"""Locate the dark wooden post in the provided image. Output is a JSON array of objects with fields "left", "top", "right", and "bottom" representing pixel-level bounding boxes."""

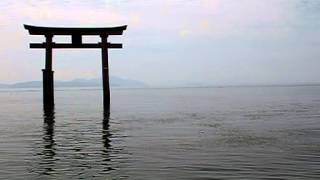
[
  {"left": 43, "top": 34, "right": 54, "bottom": 110},
  {"left": 100, "top": 34, "right": 110, "bottom": 111}
]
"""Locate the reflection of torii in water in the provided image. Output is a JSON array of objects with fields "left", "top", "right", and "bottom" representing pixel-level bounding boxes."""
[
  {"left": 37, "top": 109, "right": 114, "bottom": 176},
  {"left": 24, "top": 24, "right": 127, "bottom": 112}
]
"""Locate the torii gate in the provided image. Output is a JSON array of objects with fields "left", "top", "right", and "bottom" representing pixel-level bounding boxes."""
[{"left": 24, "top": 24, "right": 127, "bottom": 111}]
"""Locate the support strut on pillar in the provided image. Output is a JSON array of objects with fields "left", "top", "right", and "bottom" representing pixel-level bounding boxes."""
[
  {"left": 43, "top": 34, "right": 54, "bottom": 110},
  {"left": 100, "top": 34, "right": 110, "bottom": 111}
]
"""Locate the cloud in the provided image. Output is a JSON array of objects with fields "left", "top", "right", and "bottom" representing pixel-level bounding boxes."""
[{"left": 3, "top": 1, "right": 126, "bottom": 26}]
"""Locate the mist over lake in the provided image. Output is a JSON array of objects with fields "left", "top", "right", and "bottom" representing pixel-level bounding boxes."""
[{"left": 0, "top": 76, "right": 146, "bottom": 88}]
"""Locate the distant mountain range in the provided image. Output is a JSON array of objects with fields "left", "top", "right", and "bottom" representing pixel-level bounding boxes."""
[{"left": 0, "top": 76, "right": 146, "bottom": 88}]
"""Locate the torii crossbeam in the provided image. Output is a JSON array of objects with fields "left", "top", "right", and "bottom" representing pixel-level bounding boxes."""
[{"left": 24, "top": 24, "right": 127, "bottom": 111}]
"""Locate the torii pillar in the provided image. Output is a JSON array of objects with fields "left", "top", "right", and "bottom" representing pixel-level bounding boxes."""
[
  {"left": 24, "top": 24, "right": 127, "bottom": 111},
  {"left": 43, "top": 34, "right": 54, "bottom": 110}
]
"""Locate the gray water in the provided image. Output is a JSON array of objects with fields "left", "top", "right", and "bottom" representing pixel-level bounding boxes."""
[{"left": 0, "top": 86, "right": 320, "bottom": 179}]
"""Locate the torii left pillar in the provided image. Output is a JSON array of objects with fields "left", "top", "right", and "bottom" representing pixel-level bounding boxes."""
[{"left": 43, "top": 34, "right": 54, "bottom": 110}]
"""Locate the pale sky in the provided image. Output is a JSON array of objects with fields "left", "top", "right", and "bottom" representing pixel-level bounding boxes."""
[{"left": 0, "top": 0, "right": 320, "bottom": 86}]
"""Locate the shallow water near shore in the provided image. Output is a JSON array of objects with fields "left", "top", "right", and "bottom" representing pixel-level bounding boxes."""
[{"left": 0, "top": 86, "right": 320, "bottom": 179}]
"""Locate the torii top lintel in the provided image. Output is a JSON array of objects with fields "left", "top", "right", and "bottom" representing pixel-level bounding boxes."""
[
  {"left": 24, "top": 24, "right": 127, "bottom": 36},
  {"left": 24, "top": 24, "right": 127, "bottom": 49}
]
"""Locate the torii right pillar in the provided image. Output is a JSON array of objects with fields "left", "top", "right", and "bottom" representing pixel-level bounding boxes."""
[{"left": 100, "top": 34, "right": 110, "bottom": 111}]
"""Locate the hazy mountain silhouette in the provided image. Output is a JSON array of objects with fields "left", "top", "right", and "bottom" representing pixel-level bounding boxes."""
[{"left": 0, "top": 76, "right": 146, "bottom": 88}]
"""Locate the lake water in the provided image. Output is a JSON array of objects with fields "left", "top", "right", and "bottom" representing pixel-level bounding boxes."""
[{"left": 0, "top": 86, "right": 320, "bottom": 179}]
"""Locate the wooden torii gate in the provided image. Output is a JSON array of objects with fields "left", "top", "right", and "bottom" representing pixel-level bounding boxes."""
[{"left": 24, "top": 24, "right": 127, "bottom": 111}]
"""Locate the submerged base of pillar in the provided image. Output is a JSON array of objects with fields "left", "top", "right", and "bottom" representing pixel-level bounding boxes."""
[
  {"left": 42, "top": 69, "right": 54, "bottom": 110},
  {"left": 102, "top": 71, "right": 110, "bottom": 112}
]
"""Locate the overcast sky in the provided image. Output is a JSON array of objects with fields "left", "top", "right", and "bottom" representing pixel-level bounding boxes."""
[{"left": 0, "top": 0, "right": 320, "bottom": 86}]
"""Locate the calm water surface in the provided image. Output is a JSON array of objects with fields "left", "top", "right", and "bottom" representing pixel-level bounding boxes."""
[{"left": 0, "top": 86, "right": 320, "bottom": 179}]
